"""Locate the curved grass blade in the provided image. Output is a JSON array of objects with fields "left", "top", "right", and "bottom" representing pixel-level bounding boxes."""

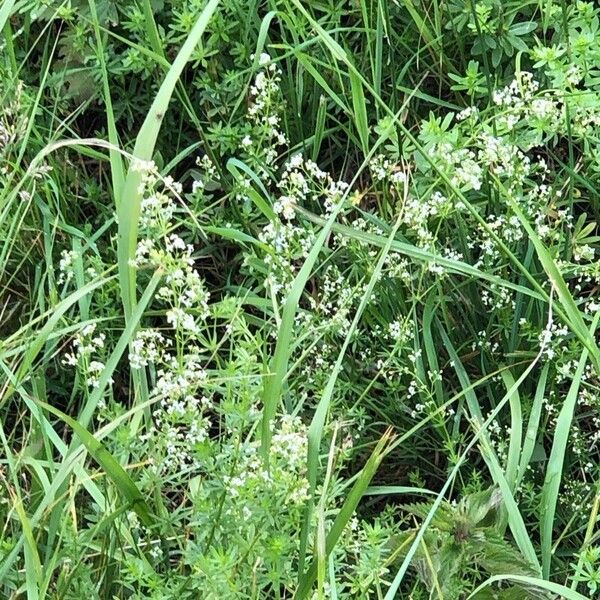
[
  {"left": 298, "top": 208, "right": 545, "bottom": 302},
  {"left": 0, "top": 0, "right": 16, "bottom": 32},
  {"left": 259, "top": 199, "right": 347, "bottom": 459},
  {"left": 467, "top": 574, "right": 589, "bottom": 600},
  {"left": 500, "top": 370, "right": 522, "bottom": 493},
  {"left": 516, "top": 363, "right": 549, "bottom": 487},
  {"left": 540, "top": 313, "right": 600, "bottom": 578},
  {"left": 226, "top": 158, "right": 275, "bottom": 221},
  {"left": 364, "top": 486, "right": 436, "bottom": 497},
  {"left": 297, "top": 204, "right": 405, "bottom": 573},
  {"left": 1, "top": 277, "right": 111, "bottom": 407},
  {"left": 494, "top": 175, "right": 600, "bottom": 373},
  {"left": 35, "top": 401, "right": 153, "bottom": 527},
  {"left": 349, "top": 69, "right": 369, "bottom": 155},
  {"left": 117, "top": 0, "right": 220, "bottom": 320},
  {"left": 294, "top": 430, "right": 392, "bottom": 599},
  {"left": 383, "top": 350, "right": 546, "bottom": 598},
  {"left": 0, "top": 423, "right": 43, "bottom": 597},
  {"left": 88, "top": 0, "right": 125, "bottom": 198},
  {"left": 438, "top": 324, "right": 539, "bottom": 571},
  {"left": 75, "top": 269, "right": 162, "bottom": 430}
]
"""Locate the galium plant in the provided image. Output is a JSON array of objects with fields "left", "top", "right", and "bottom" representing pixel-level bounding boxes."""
[{"left": 2, "top": 1, "right": 600, "bottom": 599}]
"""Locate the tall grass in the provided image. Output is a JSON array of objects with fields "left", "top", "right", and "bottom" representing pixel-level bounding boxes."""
[{"left": 1, "top": 0, "right": 600, "bottom": 598}]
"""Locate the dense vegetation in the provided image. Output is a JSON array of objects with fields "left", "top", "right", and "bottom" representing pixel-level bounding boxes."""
[{"left": 1, "top": 0, "right": 600, "bottom": 598}]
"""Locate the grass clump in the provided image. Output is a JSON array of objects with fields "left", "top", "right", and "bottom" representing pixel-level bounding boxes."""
[{"left": 1, "top": 1, "right": 600, "bottom": 598}]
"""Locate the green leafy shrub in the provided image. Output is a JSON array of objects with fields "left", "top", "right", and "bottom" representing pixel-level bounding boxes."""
[{"left": 2, "top": 1, "right": 600, "bottom": 599}]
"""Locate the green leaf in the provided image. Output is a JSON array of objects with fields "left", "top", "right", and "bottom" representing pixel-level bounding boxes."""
[
  {"left": 508, "top": 21, "right": 537, "bottom": 36},
  {"left": 463, "top": 487, "right": 502, "bottom": 527},
  {"left": 468, "top": 574, "right": 589, "bottom": 600},
  {"left": 507, "top": 34, "right": 529, "bottom": 52},
  {"left": 476, "top": 533, "right": 539, "bottom": 577},
  {"left": 540, "top": 313, "right": 600, "bottom": 577},
  {"left": 2, "top": 277, "right": 111, "bottom": 407},
  {"left": 501, "top": 371, "right": 522, "bottom": 493},
  {"left": 294, "top": 430, "right": 392, "bottom": 598},
  {"left": 401, "top": 501, "right": 455, "bottom": 531},
  {"left": 117, "top": 0, "right": 220, "bottom": 321},
  {"left": 496, "top": 175, "right": 600, "bottom": 373},
  {"left": 36, "top": 401, "right": 153, "bottom": 527},
  {"left": 349, "top": 69, "right": 370, "bottom": 156},
  {"left": 0, "top": 0, "right": 16, "bottom": 31},
  {"left": 517, "top": 364, "right": 549, "bottom": 487}
]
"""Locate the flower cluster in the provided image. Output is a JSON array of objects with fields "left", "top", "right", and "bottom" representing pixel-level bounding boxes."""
[
  {"left": 62, "top": 323, "right": 110, "bottom": 390},
  {"left": 240, "top": 53, "right": 287, "bottom": 174},
  {"left": 131, "top": 158, "right": 212, "bottom": 335},
  {"left": 223, "top": 415, "right": 310, "bottom": 512},
  {"left": 57, "top": 249, "right": 78, "bottom": 285}
]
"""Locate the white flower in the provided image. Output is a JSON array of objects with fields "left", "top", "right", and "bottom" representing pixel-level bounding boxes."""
[
  {"left": 456, "top": 106, "right": 478, "bottom": 121},
  {"left": 166, "top": 308, "right": 198, "bottom": 333},
  {"left": 58, "top": 249, "right": 78, "bottom": 284},
  {"left": 129, "top": 329, "right": 166, "bottom": 369},
  {"left": 274, "top": 195, "right": 296, "bottom": 220},
  {"left": 258, "top": 52, "right": 271, "bottom": 66}
]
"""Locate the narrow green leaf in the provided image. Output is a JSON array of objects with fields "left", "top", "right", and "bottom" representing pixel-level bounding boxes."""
[
  {"left": 364, "top": 486, "right": 436, "bottom": 497},
  {"left": 501, "top": 370, "right": 522, "bottom": 492},
  {"left": 36, "top": 401, "right": 153, "bottom": 527},
  {"left": 298, "top": 209, "right": 545, "bottom": 302},
  {"left": 540, "top": 313, "right": 599, "bottom": 577},
  {"left": 89, "top": 0, "right": 125, "bottom": 198},
  {"left": 517, "top": 364, "right": 549, "bottom": 487},
  {"left": 226, "top": 158, "right": 275, "bottom": 221},
  {"left": 76, "top": 270, "right": 162, "bottom": 430},
  {"left": 117, "top": 0, "right": 220, "bottom": 320},
  {"left": 2, "top": 277, "right": 111, "bottom": 407},
  {"left": 295, "top": 431, "right": 392, "bottom": 599},
  {"left": 349, "top": 69, "right": 369, "bottom": 155},
  {"left": 496, "top": 176, "right": 600, "bottom": 373},
  {"left": 439, "top": 325, "right": 539, "bottom": 571},
  {"left": 468, "top": 574, "right": 589, "bottom": 600},
  {"left": 508, "top": 21, "right": 537, "bottom": 36},
  {"left": 0, "top": 0, "right": 16, "bottom": 33},
  {"left": 294, "top": 52, "right": 349, "bottom": 114},
  {"left": 298, "top": 198, "right": 406, "bottom": 573}
]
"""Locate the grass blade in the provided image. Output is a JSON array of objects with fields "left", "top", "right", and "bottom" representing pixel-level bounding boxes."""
[
  {"left": 468, "top": 574, "right": 590, "bottom": 600},
  {"left": 298, "top": 205, "right": 405, "bottom": 572},
  {"left": 1, "top": 277, "right": 111, "bottom": 407},
  {"left": 35, "top": 401, "right": 153, "bottom": 527},
  {"left": 75, "top": 270, "right": 162, "bottom": 430},
  {"left": 501, "top": 370, "right": 522, "bottom": 492},
  {"left": 349, "top": 69, "right": 369, "bottom": 156},
  {"left": 516, "top": 363, "right": 549, "bottom": 487},
  {"left": 0, "top": 0, "right": 16, "bottom": 33},
  {"left": 540, "top": 313, "right": 600, "bottom": 577},
  {"left": 438, "top": 324, "right": 540, "bottom": 571},
  {"left": 384, "top": 351, "right": 544, "bottom": 599},
  {"left": 496, "top": 175, "right": 600, "bottom": 373},
  {"left": 294, "top": 430, "right": 393, "bottom": 599},
  {"left": 117, "top": 0, "right": 220, "bottom": 320},
  {"left": 89, "top": 0, "right": 125, "bottom": 198}
]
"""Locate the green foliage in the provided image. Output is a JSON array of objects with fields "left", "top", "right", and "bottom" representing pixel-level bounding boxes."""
[
  {"left": 1, "top": 0, "right": 600, "bottom": 599},
  {"left": 571, "top": 546, "right": 600, "bottom": 595},
  {"left": 394, "top": 487, "right": 547, "bottom": 597}
]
